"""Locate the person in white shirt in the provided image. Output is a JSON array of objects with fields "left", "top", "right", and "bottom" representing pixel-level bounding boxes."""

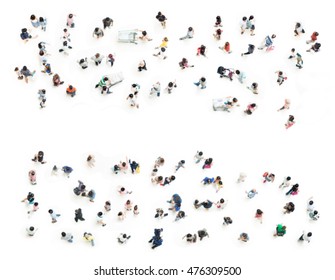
[
  {"left": 298, "top": 231, "right": 312, "bottom": 243},
  {"left": 61, "top": 232, "right": 73, "bottom": 243},
  {"left": 26, "top": 226, "right": 38, "bottom": 236},
  {"left": 279, "top": 176, "right": 291, "bottom": 188}
]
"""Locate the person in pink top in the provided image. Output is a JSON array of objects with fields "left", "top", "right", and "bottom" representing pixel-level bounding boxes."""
[
  {"left": 28, "top": 170, "right": 37, "bottom": 185},
  {"left": 66, "top": 13, "right": 76, "bottom": 28}
]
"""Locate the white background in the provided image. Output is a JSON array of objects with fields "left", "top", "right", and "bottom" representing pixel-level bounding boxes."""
[{"left": 2, "top": 0, "right": 334, "bottom": 279}]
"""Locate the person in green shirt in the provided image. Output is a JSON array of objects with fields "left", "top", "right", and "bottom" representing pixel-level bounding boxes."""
[{"left": 274, "top": 224, "right": 286, "bottom": 237}]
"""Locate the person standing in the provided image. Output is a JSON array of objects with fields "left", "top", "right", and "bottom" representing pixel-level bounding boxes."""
[
  {"left": 20, "top": 66, "right": 36, "bottom": 83},
  {"left": 74, "top": 208, "right": 85, "bottom": 222},
  {"left": 156, "top": 12, "right": 167, "bottom": 28},
  {"left": 102, "top": 17, "right": 113, "bottom": 29},
  {"left": 274, "top": 224, "right": 286, "bottom": 236},
  {"left": 298, "top": 231, "right": 312, "bottom": 243},
  {"left": 179, "top": 27, "right": 194, "bottom": 40},
  {"left": 66, "top": 85, "right": 76, "bottom": 97},
  {"left": 26, "top": 226, "right": 38, "bottom": 236},
  {"left": 92, "top": 27, "right": 104, "bottom": 39},
  {"left": 61, "top": 232, "right": 74, "bottom": 243},
  {"left": 97, "top": 212, "right": 106, "bottom": 227},
  {"left": 285, "top": 115, "right": 295, "bottom": 129},
  {"left": 49, "top": 209, "right": 61, "bottom": 223},
  {"left": 194, "top": 77, "right": 207, "bottom": 89},
  {"left": 241, "top": 44, "right": 255, "bottom": 56},
  {"left": 255, "top": 209, "right": 263, "bottom": 223}
]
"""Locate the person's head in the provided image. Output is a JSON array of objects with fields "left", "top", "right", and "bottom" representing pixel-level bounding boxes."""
[
  {"left": 157, "top": 12, "right": 162, "bottom": 16},
  {"left": 313, "top": 210, "right": 318, "bottom": 215},
  {"left": 307, "top": 232, "right": 312, "bottom": 237},
  {"left": 30, "top": 15, "right": 36, "bottom": 20},
  {"left": 102, "top": 86, "right": 107, "bottom": 91},
  {"left": 39, "top": 17, "right": 44, "bottom": 22},
  {"left": 158, "top": 176, "right": 163, "bottom": 181},
  {"left": 118, "top": 211, "right": 123, "bottom": 216},
  {"left": 170, "top": 175, "right": 176, "bottom": 181},
  {"left": 30, "top": 170, "right": 35, "bottom": 175},
  {"left": 242, "top": 16, "right": 247, "bottom": 21},
  {"left": 249, "top": 15, "right": 254, "bottom": 20},
  {"left": 79, "top": 58, "right": 84, "bottom": 64},
  {"left": 97, "top": 212, "right": 103, "bottom": 217},
  {"left": 29, "top": 226, "right": 35, "bottom": 231},
  {"left": 63, "top": 28, "right": 68, "bottom": 33},
  {"left": 271, "top": 34, "right": 276, "bottom": 39},
  {"left": 309, "top": 200, "right": 314, "bottom": 205},
  {"left": 252, "top": 82, "right": 258, "bottom": 87},
  {"left": 69, "top": 85, "right": 73, "bottom": 90},
  {"left": 232, "top": 98, "right": 238, "bottom": 103},
  {"left": 291, "top": 48, "right": 295, "bottom": 53},
  {"left": 61, "top": 232, "right": 66, "bottom": 237},
  {"left": 68, "top": 14, "right": 73, "bottom": 18},
  {"left": 48, "top": 209, "right": 53, "bottom": 214},
  {"left": 250, "top": 103, "right": 256, "bottom": 108},
  {"left": 160, "top": 47, "right": 166, "bottom": 52},
  {"left": 235, "top": 70, "right": 240, "bottom": 75},
  {"left": 134, "top": 205, "right": 138, "bottom": 210},
  {"left": 188, "top": 27, "right": 193, "bottom": 31},
  {"left": 96, "top": 53, "right": 100, "bottom": 58},
  {"left": 22, "top": 66, "right": 27, "bottom": 71},
  {"left": 200, "top": 77, "right": 206, "bottom": 82},
  {"left": 314, "top": 31, "right": 319, "bottom": 36},
  {"left": 282, "top": 226, "right": 287, "bottom": 230},
  {"left": 163, "top": 37, "right": 168, "bottom": 42},
  {"left": 126, "top": 200, "right": 131, "bottom": 204},
  {"left": 22, "top": 28, "right": 28, "bottom": 33},
  {"left": 34, "top": 202, "right": 38, "bottom": 207},
  {"left": 216, "top": 16, "right": 221, "bottom": 20},
  {"left": 121, "top": 162, "right": 126, "bottom": 167},
  {"left": 289, "top": 115, "right": 295, "bottom": 121},
  {"left": 129, "top": 93, "right": 134, "bottom": 99},
  {"left": 256, "top": 209, "right": 263, "bottom": 215},
  {"left": 122, "top": 234, "right": 127, "bottom": 238},
  {"left": 63, "top": 41, "right": 68, "bottom": 46},
  {"left": 219, "top": 198, "right": 225, "bottom": 203}
]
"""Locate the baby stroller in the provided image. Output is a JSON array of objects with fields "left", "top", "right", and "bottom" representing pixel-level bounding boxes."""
[
  {"left": 118, "top": 30, "right": 138, "bottom": 44},
  {"left": 212, "top": 98, "right": 232, "bottom": 112}
]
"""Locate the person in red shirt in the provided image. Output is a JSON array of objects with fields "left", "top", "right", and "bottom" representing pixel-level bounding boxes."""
[
  {"left": 306, "top": 31, "right": 319, "bottom": 44},
  {"left": 66, "top": 85, "right": 76, "bottom": 97}
]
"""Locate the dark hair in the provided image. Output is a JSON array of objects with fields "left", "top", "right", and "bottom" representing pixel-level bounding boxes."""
[
  {"left": 105, "top": 201, "right": 111, "bottom": 205},
  {"left": 232, "top": 98, "right": 238, "bottom": 103},
  {"left": 129, "top": 94, "right": 134, "bottom": 98},
  {"left": 48, "top": 209, "right": 53, "bottom": 214},
  {"left": 242, "top": 16, "right": 247, "bottom": 21},
  {"left": 61, "top": 232, "right": 66, "bottom": 237},
  {"left": 30, "top": 226, "right": 35, "bottom": 231},
  {"left": 249, "top": 15, "right": 254, "bottom": 20},
  {"left": 235, "top": 70, "right": 240, "bottom": 74},
  {"left": 188, "top": 27, "right": 193, "bottom": 31},
  {"left": 200, "top": 77, "right": 206, "bottom": 82},
  {"left": 98, "top": 212, "right": 103, "bottom": 217},
  {"left": 256, "top": 209, "right": 263, "bottom": 214},
  {"left": 219, "top": 198, "right": 225, "bottom": 203},
  {"left": 22, "top": 28, "right": 27, "bottom": 33},
  {"left": 68, "top": 14, "right": 73, "bottom": 18},
  {"left": 39, "top": 17, "right": 44, "bottom": 22},
  {"left": 30, "top": 15, "right": 36, "bottom": 20},
  {"left": 198, "top": 151, "right": 203, "bottom": 156},
  {"left": 69, "top": 85, "right": 73, "bottom": 90},
  {"left": 307, "top": 232, "right": 312, "bottom": 237},
  {"left": 291, "top": 48, "right": 295, "bottom": 52},
  {"left": 171, "top": 175, "right": 176, "bottom": 181},
  {"left": 94, "top": 27, "right": 99, "bottom": 32},
  {"left": 118, "top": 212, "right": 123, "bottom": 216}
]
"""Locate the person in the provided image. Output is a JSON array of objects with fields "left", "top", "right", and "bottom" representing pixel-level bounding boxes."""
[
  {"left": 295, "top": 53, "right": 303, "bottom": 69},
  {"left": 194, "top": 199, "right": 213, "bottom": 209},
  {"left": 66, "top": 14, "right": 76, "bottom": 28},
  {"left": 74, "top": 208, "right": 85, "bottom": 222},
  {"left": 92, "top": 27, "right": 104, "bottom": 39},
  {"left": 133, "top": 205, "right": 139, "bottom": 215},
  {"left": 294, "top": 22, "right": 305, "bottom": 36},
  {"left": 138, "top": 30, "right": 152, "bottom": 41},
  {"left": 179, "top": 58, "right": 194, "bottom": 69},
  {"left": 152, "top": 47, "right": 167, "bottom": 60},
  {"left": 277, "top": 99, "right": 290, "bottom": 112},
  {"left": 20, "top": 28, "right": 35, "bottom": 42},
  {"left": 39, "top": 17, "right": 47, "bottom": 31},
  {"left": 278, "top": 176, "right": 291, "bottom": 188},
  {"left": 77, "top": 58, "right": 88, "bottom": 69},
  {"left": 306, "top": 31, "right": 319, "bottom": 44},
  {"left": 27, "top": 202, "right": 39, "bottom": 217},
  {"left": 154, "top": 157, "right": 165, "bottom": 169},
  {"left": 244, "top": 103, "right": 257, "bottom": 115},
  {"left": 213, "top": 28, "right": 222, "bottom": 40},
  {"left": 28, "top": 170, "right": 37, "bottom": 185},
  {"left": 274, "top": 224, "right": 286, "bottom": 236},
  {"left": 275, "top": 71, "right": 287, "bottom": 86},
  {"left": 21, "top": 192, "right": 35, "bottom": 204},
  {"left": 30, "top": 15, "right": 40, "bottom": 28},
  {"left": 118, "top": 186, "right": 132, "bottom": 195},
  {"left": 255, "top": 209, "right": 263, "bottom": 223},
  {"left": 106, "top": 53, "right": 115, "bottom": 67},
  {"left": 307, "top": 42, "right": 321, "bottom": 52},
  {"left": 214, "top": 15, "right": 222, "bottom": 27},
  {"left": 20, "top": 66, "right": 36, "bottom": 83},
  {"left": 41, "top": 62, "right": 53, "bottom": 75},
  {"left": 117, "top": 233, "right": 131, "bottom": 244},
  {"left": 51, "top": 165, "right": 59, "bottom": 175},
  {"left": 66, "top": 85, "right": 76, "bottom": 97},
  {"left": 286, "top": 183, "right": 299, "bottom": 196},
  {"left": 237, "top": 172, "right": 247, "bottom": 183},
  {"left": 87, "top": 190, "right": 96, "bottom": 202},
  {"left": 58, "top": 40, "right": 72, "bottom": 55},
  {"left": 39, "top": 97, "right": 46, "bottom": 109},
  {"left": 263, "top": 172, "right": 275, "bottom": 183},
  {"left": 194, "top": 151, "right": 204, "bottom": 164},
  {"left": 26, "top": 226, "right": 38, "bottom": 236},
  {"left": 241, "top": 44, "right": 255, "bottom": 56},
  {"left": 129, "top": 160, "right": 140, "bottom": 174},
  {"left": 104, "top": 201, "right": 111, "bottom": 212},
  {"left": 62, "top": 166, "right": 73, "bottom": 178},
  {"left": 165, "top": 80, "right": 177, "bottom": 94},
  {"left": 223, "top": 216, "right": 233, "bottom": 226},
  {"left": 194, "top": 77, "right": 207, "bottom": 89},
  {"left": 246, "top": 189, "right": 258, "bottom": 199},
  {"left": 214, "top": 198, "right": 227, "bottom": 209},
  {"left": 201, "top": 177, "right": 214, "bottom": 185},
  {"left": 73, "top": 180, "right": 87, "bottom": 196},
  {"left": 198, "top": 229, "right": 209, "bottom": 241},
  {"left": 161, "top": 175, "right": 176, "bottom": 186},
  {"left": 202, "top": 158, "right": 213, "bottom": 169},
  {"left": 238, "top": 232, "right": 249, "bottom": 242},
  {"left": 32, "top": 151, "right": 46, "bottom": 164},
  {"left": 155, "top": 208, "right": 168, "bottom": 219},
  {"left": 283, "top": 202, "right": 295, "bottom": 214},
  {"left": 247, "top": 82, "right": 259, "bottom": 94},
  {"left": 48, "top": 209, "right": 61, "bottom": 223},
  {"left": 83, "top": 232, "right": 94, "bottom": 246},
  {"left": 217, "top": 66, "right": 234, "bottom": 80},
  {"left": 219, "top": 42, "right": 232, "bottom": 53},
  {"left": 95, "top": 76, "right": 110, "bottom": 92},
  {"left": 138, "top": 60, "right": 147, "bottom": 71},
  {"left": 298, "top": 231, "right": 312, "bottom": 243},
  {"left": 175, "top": 211, "right": 186, "bottom": 222},
  {"left": 183, "top": 233, "right": 197, "bottom": 243},
  {"left": 258, "top": 34, "right": 276, "bottom": 51},
  {"left": 37, "top": 89, "right": 46, "bottom": 100},
  {"left": 91, "top": 53, "right": 104, "bottom": 66},
  {"left": 149, "top": 82, "right": 161, "bottom": 97},
  {"left": 235, "top": 70, "right": 246, "bottom": 84},
  {"left": 167, "top": 194, "right": 182, "bottom": 211},
  {"left": 97, "top": 212, "right": 106, "bottom": 226},
  {"left": 124, "top": 200, "right": 133, "bottom": 211},
  {"left": 179, "top": 27, "right": 194, "bottom": 40},
  {"left": 149, "top": 228, "right": 163, "bottom": 249},
  {"left": 52, "top": 74, "right": 64, "bottom": 86},
  {"left": 156, "top": 12, "right": 167, "bottom": 28},
  {"left": 61, "top": 232, "right": 74, "bottom": 243},
  {"left": 87, "top": 155, "right": 95, "bottom": 167},
  {"left": 307, "top": 197, "right": 315, "bottom": 213},
  {"left": 102, "top": 17, "right": 113, "bottom": 29},
  {"left": 246, "top": 15, "right": 255, "bottom": 36},
  {"left": 61, "top": 29, "right": 71, "bottom": 42},
  {"left": 285, "top": 115, "right": 295, "bottom": 129},
  {"left": 309, "top": 210, "right": 320, "bottom": 221},
  {"left": 196, "top": 45, "right": 207, "bottom": 57},
  {"left": 14, "top": 67, "right": 24, "bottom": 80}
]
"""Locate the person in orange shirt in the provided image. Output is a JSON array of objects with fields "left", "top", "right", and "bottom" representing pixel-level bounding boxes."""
[{"left": 66, "top": 85, "right": 76, "bottom": 97}]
